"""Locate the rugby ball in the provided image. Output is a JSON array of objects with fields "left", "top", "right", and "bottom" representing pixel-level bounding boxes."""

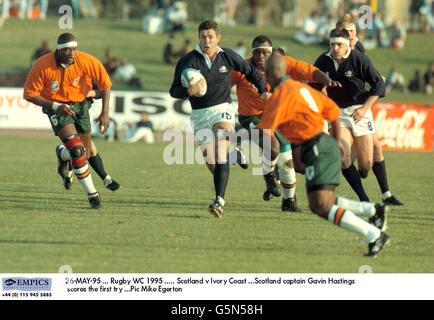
[{"left": 181, "top": 68, "right": 207, "bottom": 97}]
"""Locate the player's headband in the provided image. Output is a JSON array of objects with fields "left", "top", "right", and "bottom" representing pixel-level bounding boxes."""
[
  {"left": 330, "top": 37, "right": 350, "bottom": 46},
  {"left": 252, "top": 46, "right": 273, "bottom": 53},
  {"left": 56, "top": 41, "right": 78, "bottom": 50}
]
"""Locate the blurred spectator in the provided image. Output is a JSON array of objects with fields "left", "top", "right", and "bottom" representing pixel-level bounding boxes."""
[
  {"left": 92, "top": 117, "right": 117, "bottom": 142},
  {"left": 164, "top": 37, "right": 193, "bottom": 64},
  {"left": 166, "top": 1, "right": 188, "bottom": 33},
  {"left": 349, "top": 7, "right": 359, "bottom": 27},
  {"left": 226, "top": 0, "right": 238, "bottom": 26},
  {"left": 364, "top": 13, "right": 386, "bottom": 49},
  {"left": 424, "top": 62, "right": 434, "bottom": 94},
  {"left": 248, "top": 0, "right": 267, "bottom": 26},
  {"left": 216, "top": 0, "right": 238, "bottom": 26},
  {"left": 143, "top": 8, "right": 166, "bottom": 34},
  {"left": 387, "top": 20, "right": 407, "bottom": 49},
  {"left": 409, "top": 0, "right": 425, "bottom": 31},
  {"left": 124, "top": 111, "right": 155, "bottom": 144},
  {"left": 408, "top": 70, "right": 422, "bottom": 92},
  {"left": 39, "top": 0, "right": 48, "bottom": 20},
  {"left": 385, "top": 66, "right": 407, "bottom": 93},
  {"left": 349, "top": 0, "right": 369, "bottom": 10},
  {"left": 150, "top": 0, "right": 168, "bottom": 13},
  {"left": 18, "top": 0, "right": 32, "bottom": 19},
  {"left": 320, "top": 0, "right": 344, "bottom": 17},
  {"left": 233, "top": 41, "right": 246, "bottom": 58},
  {"left": 317, "top": 13, "right": 336, "bottom": 43},
  {"left": 101, "top": 48, "right": 119, "bottom": 75},
  {"left": 294, "top": 11, "right": 321, "bottom": 45},
  {"left": 0, "top": 0, "right": 10, "bottom": 27},
  {"left": 176, "top": 38, "right": 193, "bottom": 57},
  {"left": 114, "top": 58, "right": 143, "bottom": 89},
  {"left": 163, "top": 34, "right": 176, "bottom": 64},
  {"left": 71, "top": 0, "right": 96, "bottom": 18},
  {"left": 31, "top": 40, "right": 51, "bottom": 65},
  {"left": 420, "top": 0, "right": 434, "bottom": 32}
]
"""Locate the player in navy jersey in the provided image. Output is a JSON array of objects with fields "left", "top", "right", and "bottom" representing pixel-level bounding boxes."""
[
  {"left": 336, "top": 15, "right": 403, "bottom": 205},
  {"left": 170, "top": 20, "right": 269, "bottom": 217},
  {"left": 313, "top": 28, "right": 385, "bottom": 203}
]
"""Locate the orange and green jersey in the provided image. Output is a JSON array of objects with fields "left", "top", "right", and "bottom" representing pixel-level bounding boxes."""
[
  {"left": 24, "top": 51, "right": 112, "bottom": 103},
  {"left": 231, "top": 56, "right": 319, "bottom": 116},
  {"left": 258, "top": 79, "right": 340, "bottom": 145}
]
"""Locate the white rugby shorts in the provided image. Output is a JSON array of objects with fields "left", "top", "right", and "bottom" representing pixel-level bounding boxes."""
[
  {"left": 190, "top": 102, "right": 236, "bottom": 145},
  {"left": 339, "top": 104, "right": 375, "bottom": 137}
]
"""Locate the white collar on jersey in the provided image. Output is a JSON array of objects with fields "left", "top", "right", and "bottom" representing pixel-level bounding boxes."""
[{"left": 195, "top": 44, "right": 224, "bottom": 70}]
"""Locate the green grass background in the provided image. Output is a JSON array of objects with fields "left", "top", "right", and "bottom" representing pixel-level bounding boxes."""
[
  {"left": 0, "top": 17, "right": 433, "bottom": 273},
  {"left": 0, "top": 137, "right": 432, "bottom": 273}
]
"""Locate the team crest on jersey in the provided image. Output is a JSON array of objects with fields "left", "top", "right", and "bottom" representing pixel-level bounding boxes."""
[
  {"left": 219, "top": 66, "right": 229, "bottom": 73},
  {"left": 72, "top": 77, "right": 81, "bottom": 86},
  {"left": 305, "top": 166, "right": 315, "bottom": 181},
  {"left": 345, "top": 70, "right": 353, "bottom": 77},
  {"left": 50, "top": 81, "right": 59, "bottom": 91}
]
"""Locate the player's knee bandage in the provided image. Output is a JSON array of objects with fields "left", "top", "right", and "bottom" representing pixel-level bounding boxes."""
[
  {"left": 277, "top": 151, "right": 292, "bottom": 170},
  {"left": 70, "top": 145, "right": 86, "bottom": 159},
  {"left": 277, "top": 151, "right": 296, "bottom": 185},
  {"left": 64, "top": 136, "right": 88, "bottom": 169}
]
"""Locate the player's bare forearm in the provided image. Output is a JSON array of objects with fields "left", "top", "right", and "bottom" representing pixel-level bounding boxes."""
[
  {"left": 330, "top": 119, "right": 341, "bottom": 141},
  {"left": 313, "top": 70, "right": 332, "bottom": 86},
  {"left": 25, "top": 96, "right": 54, "bottom": 109},
  {"left": 100, "top": 89, "right": 111, "bottom": 116},
  {"left": 97, "top": 89, "right": 111, "bottom": 134},
  {"left": 363, "top": 95, "right": 379, "bottom": 110}
]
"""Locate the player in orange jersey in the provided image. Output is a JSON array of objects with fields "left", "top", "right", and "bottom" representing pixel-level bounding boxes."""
[
  {"left": 257, "top": 55, "right": 390, "bottom": 257},
  {"left": 24, "top": 33, "right": 116, "bottom": 209},
  {"left": 232, "top": 35, "right": 336, "bottom": 212}
]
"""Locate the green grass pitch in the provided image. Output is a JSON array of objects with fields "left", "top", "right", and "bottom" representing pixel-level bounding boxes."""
[{"left": 0, "top": 136, "right": 433, "bottom": 273}]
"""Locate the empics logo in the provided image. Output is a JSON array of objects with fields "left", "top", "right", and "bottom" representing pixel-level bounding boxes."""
[
  {"left": 2, "top": 277, "right": 52, "bottom": 291},
  {"left": 4, "top": 279, "right": 17, "bottom": 286}
]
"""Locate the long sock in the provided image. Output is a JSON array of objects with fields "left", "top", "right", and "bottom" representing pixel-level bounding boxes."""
[
  {"left": 342, "top": 164, "right": 370, "bottom": 202},
  {"left": 73, "top": 163, "right": 98, "bottom": 195},
  {"left": 336, "top": 197, "right": 376, "bottom": 218},
  {"left": 372, "top": 160, "right": 392, "bottom": 200},
  {"left": 327, "top": 205, "right": 380, "bottom": 243},
  {"left": 279, "top": 166, "right": 296, "bottom": 199},
  {"left": 88, "top": 154, "right": 108, "bottom": 181},
  {"left": 214, "top": 162, "right": 230, "bottom": 200}
]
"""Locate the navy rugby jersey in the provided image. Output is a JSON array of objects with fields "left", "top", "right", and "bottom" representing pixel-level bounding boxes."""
[
  {"left": 170, "top": 45, "right": 266, "bottom": 110},
  {"left": 312, "top": 49, "right": 385, "bottom": 108},
  {"left": 355, "top": 40, "right": 365, "bottom": 54}
]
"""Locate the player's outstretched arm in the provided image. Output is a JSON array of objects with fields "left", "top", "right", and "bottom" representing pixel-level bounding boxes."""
[
  {"left": 97, "top": 89, "right": 111, "bottom": 134},
  {"left": 229, "top": 49, "right": 267, "bottom": 95}
]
